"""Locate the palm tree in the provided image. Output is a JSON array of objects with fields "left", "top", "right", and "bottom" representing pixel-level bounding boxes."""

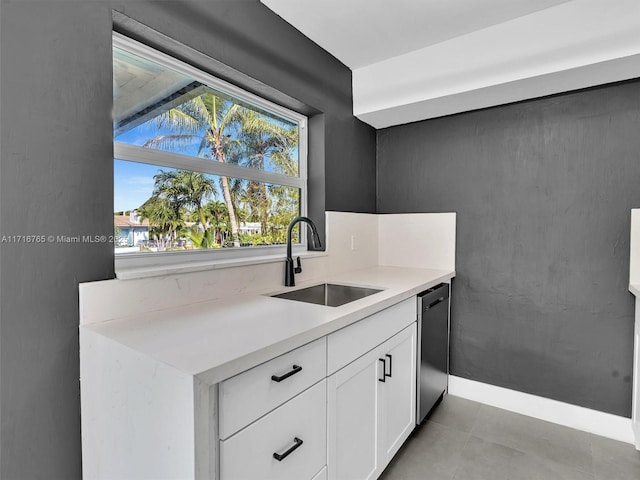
[
  {"left": 136, "top": 195, "right": 184, "bottom": 250},
  {"left": 203, "top": 200, "right": 229, "bottom": 245},
  {"left": 143, "top": 94, "right": 243, "bottom": 246},
  {"left": 153, "top": 170, "right": 215, "bottom": 235},
  {"left": 235, "top": 109, "right": 298, "bottom": 234},
  {"left": 143, "top": 92, "right": 298, "bottom": 247}
]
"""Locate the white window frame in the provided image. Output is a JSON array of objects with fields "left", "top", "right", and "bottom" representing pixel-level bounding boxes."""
[{"left": 113, "top": 33, "right": 309, "bottom": 274}]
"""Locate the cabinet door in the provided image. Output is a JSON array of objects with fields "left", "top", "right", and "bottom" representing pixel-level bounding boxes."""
[
  {"left": 379, "top": 323, "right": 417, "bottom": 466},
  {"left": 327, "top": 347, "right": 382, "bottom": 480}
]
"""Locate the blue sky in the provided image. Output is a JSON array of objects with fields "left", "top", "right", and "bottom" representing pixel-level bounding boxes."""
[
  {"left": 113, "top": 114, "right": 299, "bottom": 213},
  {"left": 114, "top": 160, "right": 165, "bottom": 213},
  {"left": 114, "top": 121, "right": 199, "bottom": 213}
]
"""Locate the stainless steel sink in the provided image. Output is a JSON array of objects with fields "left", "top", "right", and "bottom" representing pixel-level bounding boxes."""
[{"left": 271, "top": 283, "right": 383, "bottom": 307}]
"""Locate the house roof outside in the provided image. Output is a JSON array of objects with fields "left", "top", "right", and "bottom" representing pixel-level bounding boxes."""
[{"left": 114, "top": 214, "right": 150, "bottom": 228}]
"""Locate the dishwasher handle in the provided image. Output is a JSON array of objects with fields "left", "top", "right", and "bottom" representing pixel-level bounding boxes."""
[
  {"left": 419, "top": 283, "right": 449, "bottom": 311},
  {"left": 425, "top": 297, "right": 445, "bottom": 309}
]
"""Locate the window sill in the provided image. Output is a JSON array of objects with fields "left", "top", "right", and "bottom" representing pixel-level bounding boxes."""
[{"left": 115, "top": 249, "right": 327, "bottom": 280}]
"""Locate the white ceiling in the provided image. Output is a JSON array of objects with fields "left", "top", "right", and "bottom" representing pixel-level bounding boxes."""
[
  {"left": 261, "top": 0, "right": 640, "bottom": 128},
  {"left": 261, "top": 0, "right": 571, "bottom": 69}
]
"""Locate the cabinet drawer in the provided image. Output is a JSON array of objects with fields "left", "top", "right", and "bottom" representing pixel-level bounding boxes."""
[
  {"left": 219, "top": 337, "right": 326, "bottom": 438},
  {"left": 327, "top": 298, "right": 416, "bottom": 374},
  {"left": 220, "top": 380, "right": 327, "bottom": 480}
]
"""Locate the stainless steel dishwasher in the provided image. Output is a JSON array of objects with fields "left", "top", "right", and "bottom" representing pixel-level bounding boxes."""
[{"left": 416, "top": 283, "right": 450, "bottom": 424}]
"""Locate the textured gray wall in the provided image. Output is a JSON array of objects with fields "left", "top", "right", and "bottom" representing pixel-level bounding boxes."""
[
  {"left": 1, "top": 4, "right": 115, "bottom": 479},
  {"left": 377, "top": 80, "right": 640, "bottom": 417},
  {"left": 0, "top": 1, "right": 375, "bottom": 478}
]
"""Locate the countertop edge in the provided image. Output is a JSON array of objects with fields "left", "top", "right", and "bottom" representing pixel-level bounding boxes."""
[
  {"left": 83, "top": 266, "right": 455, "bottom": 386},
  {"left": 196, "top": 269, "right": 455, "bottom": 384}
]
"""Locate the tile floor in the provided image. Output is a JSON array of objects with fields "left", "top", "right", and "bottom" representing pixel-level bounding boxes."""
[{"left": 379, "top": 395, "right": 640, "bottom": 480}]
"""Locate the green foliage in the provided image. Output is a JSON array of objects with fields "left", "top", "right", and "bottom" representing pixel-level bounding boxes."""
[
  {"left": 136, "top": 90, "right": 301, "bottom": 251},
  {"left": 239, "top": 232, "right": 269, "bottom": 246},
  {"left": 137, "top": 195, "right": 185, "bottom": 241},
  {"left": 187, "top": 229, "right": 221, "bottom": 249}
]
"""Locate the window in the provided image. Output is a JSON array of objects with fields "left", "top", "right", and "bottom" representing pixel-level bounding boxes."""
[{"left": 112, "top": 33, "right": 307, "bottom": 267}]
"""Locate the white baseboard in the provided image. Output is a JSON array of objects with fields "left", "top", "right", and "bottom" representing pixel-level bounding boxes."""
[{"left": 448, "top": 375, "right": 635, "bottom": 445}]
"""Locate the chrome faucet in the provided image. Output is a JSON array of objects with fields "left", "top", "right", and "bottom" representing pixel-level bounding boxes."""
[{"left": 285, "top": 216, "right": 322, "bottom": 287}]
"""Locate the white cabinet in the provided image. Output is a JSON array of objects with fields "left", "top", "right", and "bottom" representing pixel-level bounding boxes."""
[
  {"left": 379, "top": 324, "right": 417, "bottom": 465},
  {"left": 81, "top": 293, "right": 424, "bottom": 479},
  {"left": 327, "top": 345, "right": 382, "bottom": 480},
  {"left": 220, "top": 297, "right": 417, "bottom": 480},
  {"left": 327, "top": 323, "right": 417, "bottom": 480},
  {"left": 327, "top": 298, "right": 416, "bottom": 375},
  {"left": 220, "top": 380, "right": 327, "bottom": 480},
  {"left": 219, "top": 337, "right": 326, "bottom": 439},
  {"left": 218, "top": 339, "right": 328, "bottom": 480},
  {"left": 218, "top": 298, "right": 417, "bottom": 480}
]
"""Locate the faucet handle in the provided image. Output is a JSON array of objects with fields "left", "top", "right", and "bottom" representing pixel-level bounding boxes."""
[{"left": 294, "top": 256, "right": 302, "bottom": 274}]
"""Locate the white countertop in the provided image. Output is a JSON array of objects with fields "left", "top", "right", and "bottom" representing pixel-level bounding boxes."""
[
  {"left": 83, "top": 266, "right": 454, "bottom": 385},
  {"left": 630, "top": 283, "right": 640, "bottom": 297}
]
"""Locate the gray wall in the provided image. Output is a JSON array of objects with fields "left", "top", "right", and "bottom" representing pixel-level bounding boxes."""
[
  {"left": 0, "top": 1, "right": 375, "bottom": 478},
  {"left": 377, "top": 80, "right": 640, "bottom": 417}
]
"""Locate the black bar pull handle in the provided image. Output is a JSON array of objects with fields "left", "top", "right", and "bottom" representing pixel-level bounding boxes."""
[
  {"left": 378, "top": 358, "right": 386, "bottom": 382},
  {"left": 273, "top": 437, "right": 303, "bottom": 461},
  {"left": 385, "top": 354, "right": 393, "bottom": 378},
  {"left": 428, "top": 297, "right": 445, "bottom": 309},
  {"left": 271, "top": 365, "right": 302, "bottom": 382}
]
